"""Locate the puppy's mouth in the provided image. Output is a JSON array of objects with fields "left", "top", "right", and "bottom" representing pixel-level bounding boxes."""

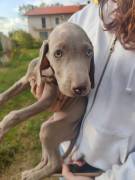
[{"left": 57, "top": 80, "right": 90, "bottom": 97}]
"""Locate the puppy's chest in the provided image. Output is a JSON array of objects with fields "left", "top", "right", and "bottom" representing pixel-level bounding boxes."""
[
  {"left": 49, "top": 92, "right": 78, "bottom": 112},
  {"left": 49, "top": 92, "right": 69, "bottom": 112}
]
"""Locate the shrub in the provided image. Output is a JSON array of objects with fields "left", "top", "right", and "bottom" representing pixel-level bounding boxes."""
[
  {"left": 32, "top": 39, "right": 42, "bottom": 49},
  {"left": 9, "top": 30, "right": 41, "bottom": 49},
  {"left": 0, "top": 41, "right": 3, "bottom": 52}
]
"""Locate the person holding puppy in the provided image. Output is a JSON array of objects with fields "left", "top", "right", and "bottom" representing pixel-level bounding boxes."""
[{"left": 31, "top": 0, "right": 135, "bottom": 179}]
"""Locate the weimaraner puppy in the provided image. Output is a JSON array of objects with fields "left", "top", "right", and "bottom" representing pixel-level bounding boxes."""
[{"left": 0, "top": 22, "right": 94, "bottom": 180}]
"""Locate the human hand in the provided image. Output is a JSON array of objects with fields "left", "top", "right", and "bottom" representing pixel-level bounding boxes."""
[{"left": 62, "top": 164, "right": 93, "bottom": 180}]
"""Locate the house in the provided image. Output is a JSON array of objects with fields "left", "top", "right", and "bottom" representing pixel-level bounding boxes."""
[{"left": 25, "top": 5, "right": 85, "bottom": 40}]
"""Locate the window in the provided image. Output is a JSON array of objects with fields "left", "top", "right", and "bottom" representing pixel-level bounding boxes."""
[
  {"left": 55, "top": 17, "right": 60, "bottom": 25},
  {"left": 40, "top": 32, "right": 48, "bottom": 39},
  {"left": 42, "top": 17, "right": 46, "bottom": 28}
]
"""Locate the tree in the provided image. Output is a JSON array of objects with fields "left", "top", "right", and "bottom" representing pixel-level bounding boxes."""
[
  {"left": 39, "top": 2, "right": 48, "bottom": 7},
  {"left": 19, "top": 4, "right": 36, "bottom": 15},
  {"left": 9, "top": 30, "right": 35, "bottom": 48},
  {"left": 50, "top": 3, "right": 63, "bottom": 6},
  {"left": 0, "top": 33, "right": 12, "bottom": 52},
  {"left": 9, "top": 30, "right": 42, "bottom": 49},
  {"left": 18, "top": 2, "right": 64, "bottom": 15}
]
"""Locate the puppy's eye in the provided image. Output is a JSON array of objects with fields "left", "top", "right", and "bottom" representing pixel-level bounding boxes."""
[
  {"left": 54, "top": 49, "right": 63, "bottom": 58},
  {"left": 86, "top": 48, "right": 92, "bottom": 57}
]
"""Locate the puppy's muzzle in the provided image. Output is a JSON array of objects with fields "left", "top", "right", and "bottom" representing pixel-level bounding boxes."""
[{"left": 72, "top": 85, "right": 87, "bottom": 96}]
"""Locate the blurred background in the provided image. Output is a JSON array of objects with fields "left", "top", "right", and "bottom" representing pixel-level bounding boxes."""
[{"left": 0, "top": 0, "right": 89, "bottom": 179}]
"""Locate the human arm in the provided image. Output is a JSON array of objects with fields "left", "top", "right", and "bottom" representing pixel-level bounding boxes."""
[
  {"left": 0, "top": 83, "right": 57, "bottom": 140},
  {"left": 62, "top": 164, "right": 93, "bottom": 180},
  {"left": 62, "top": 152, "right": 135, "bottom": 180},
  {"left": 95, "top": 152, "right": 135, "bottom": 180}
]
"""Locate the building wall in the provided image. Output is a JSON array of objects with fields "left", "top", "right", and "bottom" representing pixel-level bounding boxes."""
[{"left": 27, "top": 14, "right": 72, "bottom": 40}]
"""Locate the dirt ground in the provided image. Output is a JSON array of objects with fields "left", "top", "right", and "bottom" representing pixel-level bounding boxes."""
[{"left": 0, "top": 150, "right": 58, "bottom": 180}]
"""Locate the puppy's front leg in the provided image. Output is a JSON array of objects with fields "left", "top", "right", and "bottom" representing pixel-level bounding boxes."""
[
  {"left": 0, "top": 58, "right": 40, "bottom": 106},
  {"left": 0, "top": 83, "right": 57, "bottom": 141},
  {"left": 0, "top": 76, "right": 29, "bottom": 106}
]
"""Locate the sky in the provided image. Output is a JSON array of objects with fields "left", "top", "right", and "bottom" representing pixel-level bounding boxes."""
[{"left": 0, "top": 0, "right": 87, "bottom": 35}]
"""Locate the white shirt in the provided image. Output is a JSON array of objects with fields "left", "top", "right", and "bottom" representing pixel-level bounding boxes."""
[{"left": 63, "top": 2, "right": 135, "bottom": 180}]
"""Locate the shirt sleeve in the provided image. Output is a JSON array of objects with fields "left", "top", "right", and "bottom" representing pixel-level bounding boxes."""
[
  {"left": 95, "top": 152, "right": 135, "bottom": 180},
  {"left": 67, "top": 8, "right": 83, "bottom": 24},
  {"left": 68, "top": 2, "right": 98, "bottom": 27}
]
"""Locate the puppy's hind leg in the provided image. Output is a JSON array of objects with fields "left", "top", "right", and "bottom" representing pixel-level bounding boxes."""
[
  {"left": 22, "top": 116, "right": 58, "bottom": 176},
  {"left": 22, "top": 149, "right": 61, "bottom": 180},
  {"left": 21, "top": 115, "right": 69, "bottom": 180}
]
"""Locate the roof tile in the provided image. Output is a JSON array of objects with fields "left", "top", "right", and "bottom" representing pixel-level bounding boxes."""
[{"left": 25, "top": 5, "right": 85, "bottom": 16}]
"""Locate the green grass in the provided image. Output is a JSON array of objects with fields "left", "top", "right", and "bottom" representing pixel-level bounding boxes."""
[{"left": 0, "top": 48, "right": 54, "bottom": 179}]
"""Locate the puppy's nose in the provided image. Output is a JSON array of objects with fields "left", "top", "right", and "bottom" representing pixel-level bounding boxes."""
[{"left": 73, "top": 86, "right": 86, "bottom": 95}]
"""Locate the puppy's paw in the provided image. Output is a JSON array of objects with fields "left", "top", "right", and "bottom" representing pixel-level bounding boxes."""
[{"left": 22, "top": 170, "right": 34, "bottom": 180}]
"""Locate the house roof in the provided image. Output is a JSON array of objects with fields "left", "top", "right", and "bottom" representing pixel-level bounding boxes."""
[{"left": 25, "top": 5, "right": 85, "bottom": 16}]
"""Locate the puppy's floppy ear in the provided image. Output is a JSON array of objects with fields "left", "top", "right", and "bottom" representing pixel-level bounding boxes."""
[
  {"left": 37, "top": 40, "right": 49, "bottom": 85},
  {"left": 89, "top": 54, "right": 95, "bottom": 89},
  {"left": 39, "top": 40, "right": 49, "bottom": 74}
]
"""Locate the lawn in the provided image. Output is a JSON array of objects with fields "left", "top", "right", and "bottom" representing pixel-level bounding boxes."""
[{"left": 0, "top": 49, "right": 57, "bottom": 180}]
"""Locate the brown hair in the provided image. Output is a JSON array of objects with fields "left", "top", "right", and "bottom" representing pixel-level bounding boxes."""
[{"left": 99, "top": 0, "right": 135, "bottom": 50}]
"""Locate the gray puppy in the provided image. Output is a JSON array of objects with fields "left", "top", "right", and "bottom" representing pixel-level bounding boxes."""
[{"left": 0, "top": 22, "right": 94, "bottom": 180}]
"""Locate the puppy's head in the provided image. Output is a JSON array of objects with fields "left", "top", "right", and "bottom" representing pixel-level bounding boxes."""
[{"left": 38, "top": 22, "right": 95, "bottom": 97}]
